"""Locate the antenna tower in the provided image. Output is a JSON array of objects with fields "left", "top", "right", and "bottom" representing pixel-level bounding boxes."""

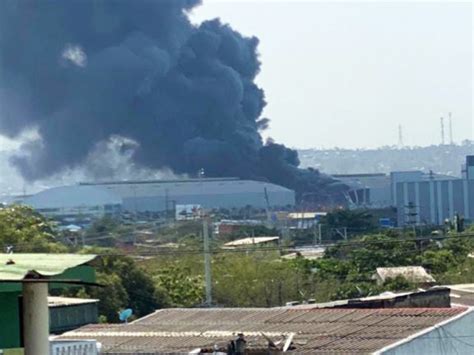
[
  {"left": 440, "top": 117, "right": 445, "bottom": 145},
  {"left": 448, "top": 112, "right": 453, "bottom": 145},
  {"left": 398, "top": 124, "right": 404, "bottom": 147}
]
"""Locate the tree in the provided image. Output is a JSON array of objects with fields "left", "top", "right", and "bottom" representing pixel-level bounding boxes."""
[
  {"left": 154, "top": 265, "right": 204, "bottom": 307},
  {"left": 323, "top": 209, "right": 376, "bottom": 238},
  {"left": 73, "top": 253, "right": 166, "bottom": 322},
  {"left": 213, "top": 252, "right": 302, "bottom": 307},
  {"left": 0, "top": 205, "right": 67, "bottom": 252},
  {"left": 81, "top": 272, "right": 129, "bottom": 322},
  {"left": 421, "top": 250, "right": 456, "bottom": 274}
]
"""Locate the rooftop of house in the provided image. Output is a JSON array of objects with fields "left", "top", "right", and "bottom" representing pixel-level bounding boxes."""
[
  {"left": 281, "top": 288, "right": 451, "bottom": 310},
  {"left": 223, "top": 236, "right": 279, "bottom": 247},
  {"left": 0, "top": 253, "right": 97, "bottom": 292},
  {"left": 0, "top": 253, "right": 96, "bottom": 281},
  {"left": 374, "top": 266, "right": 436, "bottom": 284},
  {"left": 287, "top": 212, "right": 327, "bottom": 220},
  {"left": 48, "top": 296, "right": 99, "bottom": 308},
  {"left": 56, "top": 306, "right": 470, "bottom": 354},
  {"left": 281, "top": 247, "right": 326, "bottom": 260},
  {"left": 443, "top": 284, "right": 474, "bottom": 306}
]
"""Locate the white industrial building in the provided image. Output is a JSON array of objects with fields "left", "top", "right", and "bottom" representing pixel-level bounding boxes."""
[
  {"left": 22, "top": 185, "right": 122, "bottom": 220},
  {"left": 79, "top": 177, "right": 295, "bottom": 213},
  {"left": 23, "top": 178, "right": 294, "bottom": 218},
  {"left": 332, "top": 156, "right": 474, "bottom": 227}
]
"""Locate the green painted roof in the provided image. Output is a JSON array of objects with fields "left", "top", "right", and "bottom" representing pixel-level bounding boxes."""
[{"left": 0, "top": 254, "right": 96, "bottom": 280}]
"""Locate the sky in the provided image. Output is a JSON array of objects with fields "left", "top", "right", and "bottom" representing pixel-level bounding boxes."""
[
  {"left": 190, "top": 0, "right": 473, "bottom": 149},
  {"left": 0, "top": 0, "right": 471, "bottom": 153}
]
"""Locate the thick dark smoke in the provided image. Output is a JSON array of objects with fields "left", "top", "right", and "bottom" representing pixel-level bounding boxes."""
[{"left": 0, "top": 0, "right": 345, "bottom": 204}]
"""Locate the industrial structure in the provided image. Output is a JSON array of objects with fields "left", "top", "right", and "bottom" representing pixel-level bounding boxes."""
[
  {"left": 17, "top": 177, "right": 294, "bottom": 223},
  {"left": 22, "top": 185, "right": 122, "bottom": 221},
  {"left": 79, "top": 177, "right": 295, "bottom": 213},
  {"left": 332, "top": 155, "right": 474, "bottom": 227}
]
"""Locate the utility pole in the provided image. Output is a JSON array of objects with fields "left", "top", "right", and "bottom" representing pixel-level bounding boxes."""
[
  {"left": 164, "top": 188, "right": 169, "bottom": 221},
  {"left": 203, "top": 218, "right": 212, "bottom": 306},
  {"left": 318, "top": 223, "right": 322, "bottom": 245},
  {"left": 23, "top": 281, "right": 49, "bottom": 355},
  {"left": 312, "top": 223, "right": 317, "bottom": 246}
]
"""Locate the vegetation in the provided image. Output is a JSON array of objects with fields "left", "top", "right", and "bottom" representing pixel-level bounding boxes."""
[
  {"left": 0, "top": 205, "right": 67, "bottom": 252},
  {"left": 2, "top": 205, "right": 474, "bottom": 322}
]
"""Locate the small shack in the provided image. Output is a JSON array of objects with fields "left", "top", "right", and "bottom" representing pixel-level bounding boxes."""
[
  {"left": 223, "top": 236, "right": 280, "bottom": 249},
  {"left": 373, "top": 266, "right": 436, "bottom": 286},
  {"left": 49, "top": 296, "right": 99, "bottom": 334}
]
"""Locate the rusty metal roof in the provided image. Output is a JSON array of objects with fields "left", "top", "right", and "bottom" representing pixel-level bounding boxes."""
[{"left": 57, "top": 307, "right": 469, "bottom": 354}]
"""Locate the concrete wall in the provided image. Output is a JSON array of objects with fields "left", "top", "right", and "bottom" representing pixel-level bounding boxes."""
[{"left": 381, "top": 308, "right": 474, "bottom": 355}]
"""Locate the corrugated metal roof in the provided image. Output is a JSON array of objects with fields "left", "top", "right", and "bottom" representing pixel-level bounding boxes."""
[
  {"left": 48, "top": 296, "right": 99, "bottom": 307},
  {"left": 57, "top": 307, "right": 469, "bottom": 354},
  {"left": 0, "top": 254, "right": 96, "bottom": 280},
  {"left": 23, "top": 185, "right": 122, "bottom": 209},
  {"left": 223, "top": 237, "right": 279, "bottom": 247},
  {"left": 288, "top": 212, "right": 327, "bottom": 219}
]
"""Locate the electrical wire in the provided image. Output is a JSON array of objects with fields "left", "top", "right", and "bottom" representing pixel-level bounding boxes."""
[{"left": 1, "top": 232, "right": 474, "bottom": 257}]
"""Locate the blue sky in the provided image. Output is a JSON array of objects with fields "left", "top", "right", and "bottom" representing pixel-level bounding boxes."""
[{"left": 191, "top": 0, "right": 473, "bottom": 148}]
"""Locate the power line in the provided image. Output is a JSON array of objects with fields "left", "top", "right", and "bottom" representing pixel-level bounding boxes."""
[{"left": 2, "top": 233, "right": 474, "bottom": 257}]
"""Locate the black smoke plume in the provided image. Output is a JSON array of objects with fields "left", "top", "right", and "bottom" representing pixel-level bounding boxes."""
[{"left": 0, "top": 0, "right": 345, "bottom": 204}]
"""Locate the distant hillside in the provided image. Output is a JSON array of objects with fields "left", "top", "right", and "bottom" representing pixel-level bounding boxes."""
[{"left": 298, "top": 142, "right": 474, "bottom": 176}]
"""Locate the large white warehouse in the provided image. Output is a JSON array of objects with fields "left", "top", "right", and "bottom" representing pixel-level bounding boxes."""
[
  {"left": 79, "top": 177, "right": 295, "bottom": 212},
  {"left": 23, "top": 185, "right": 122, "bottom": 219}
]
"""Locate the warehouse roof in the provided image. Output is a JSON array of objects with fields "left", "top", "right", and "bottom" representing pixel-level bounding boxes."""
[
  {"left": 81, "top": 179, "right": 294, "bottom": 198},
  {"left": 24, "top": 185, "right": 122, "bottom": 209},
  {"left": 57, "top": 307, "right": 470, "bottom": 354},
  {"left": 0, "top": 254, "right": 96, "bottom": 280}
]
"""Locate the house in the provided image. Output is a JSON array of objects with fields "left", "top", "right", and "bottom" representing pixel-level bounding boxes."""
[
  {"left": 214, "top": 219, "right": 265, "bottom": 236},
  {"left": 55, "top": 305, "right": 474, "bottom": 354},
  {"left": 49, "top": 296, "right": 99, "bottom": 334},
  {"left": 287, "top": 212, "right": 326, "bottom": 229},
  {"left": 222, "top": 236, "right": 279, "bottom": 249},
  {"left": 281, "top": 247, "right": 326, "bottom": 260},
  {"left": 372, "top": 266, "right": 436, "bottom": 286}
]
